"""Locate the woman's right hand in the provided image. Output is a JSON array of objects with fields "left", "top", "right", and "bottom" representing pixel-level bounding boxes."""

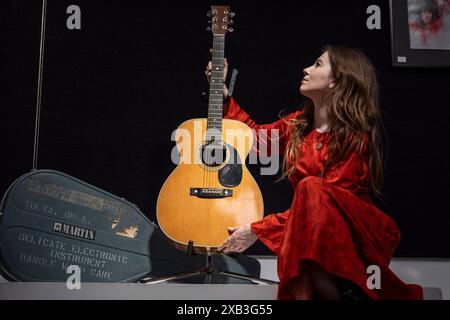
[
  {"left": 205, "top": 50, "right": 229, "bottom": 99},
  {"left": 217, "top": 223, "right": 258, "bottom": 253}
]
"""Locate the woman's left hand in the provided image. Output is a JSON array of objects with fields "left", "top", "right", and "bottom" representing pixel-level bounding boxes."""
[{"left": 217, "top": 223, "right": 258, "bottom": 253}]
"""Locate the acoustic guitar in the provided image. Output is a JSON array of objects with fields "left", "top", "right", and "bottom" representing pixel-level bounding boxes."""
[{"left": 157, "top": 5, "right": 264, "bottom": 254}]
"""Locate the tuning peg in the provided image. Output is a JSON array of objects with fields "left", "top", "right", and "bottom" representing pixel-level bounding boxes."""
[
  {"left": 207, "top": 11, "right": 212, "bottom": 17},
  {"left": 228, "top": 27, "right": 234, "bottom": 32},
  {"left": 206, "top": 26, "right": 212, "bottom": 31},
  {"left": 229, "top": 19, "right": 234, "bottom": 25},
  {"left": 228, "top": 11, "right": 235, "bottom": 18}
]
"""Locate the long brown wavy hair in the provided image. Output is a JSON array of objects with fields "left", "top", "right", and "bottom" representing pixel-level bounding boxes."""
[{"left": 280, "top": 45, "right": 385, "bottom": 198}]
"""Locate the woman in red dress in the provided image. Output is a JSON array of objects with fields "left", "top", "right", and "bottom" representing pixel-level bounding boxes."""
[{"left": 206, "top": 46, "right": 423, "bottom": 300}]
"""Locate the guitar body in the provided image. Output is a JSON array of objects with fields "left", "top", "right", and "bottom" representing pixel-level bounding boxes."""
[{"left": 157, "top": 118, "right": 263, "bottom": 253}]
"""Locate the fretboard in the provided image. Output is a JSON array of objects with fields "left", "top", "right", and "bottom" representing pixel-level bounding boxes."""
[{"left": 206, "top": 34, "right": 225, "bottom": 143}]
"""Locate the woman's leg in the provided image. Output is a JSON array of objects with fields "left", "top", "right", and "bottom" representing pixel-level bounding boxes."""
[
  {"left": 288, "top": 269, "right": 313, "bottom": 300},
  {"left": 308, "top": 261, "right": 340, "bottom": 300},
  {"left": 289, "top": 261, "right": 340, "bottom": 300}
]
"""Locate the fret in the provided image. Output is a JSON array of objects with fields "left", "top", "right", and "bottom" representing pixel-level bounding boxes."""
[{"left": 206, "top": 129, "right": 222, "bottom": 132}]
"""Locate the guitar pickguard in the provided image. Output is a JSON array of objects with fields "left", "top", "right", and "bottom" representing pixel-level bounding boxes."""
[{"left": 218, "top": 144, "right": 242, "bottom": 187}]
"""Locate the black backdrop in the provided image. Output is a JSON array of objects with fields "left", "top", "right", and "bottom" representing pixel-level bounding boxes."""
[{"left": 1, "top": 0, "right": 449, "bottom": 257}]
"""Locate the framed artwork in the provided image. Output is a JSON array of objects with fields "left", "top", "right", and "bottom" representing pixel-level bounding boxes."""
[{"left": 390, "top": 0, "right": 450, "bottom": 67}]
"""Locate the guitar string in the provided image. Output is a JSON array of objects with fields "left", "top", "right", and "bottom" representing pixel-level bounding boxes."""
[
  {"left": 214, "top": 36, "right": 224, "bottom": 191},
  {"left": 203, "top": 34, "right": 225, "bottom": 190},
  {"left": 203, "top": 120, "right": 206, "bottom": 189}
]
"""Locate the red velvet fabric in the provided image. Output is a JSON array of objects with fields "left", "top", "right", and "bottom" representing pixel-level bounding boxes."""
[{"left": 223, "top": 97, "right": 423, "bottom": 300}]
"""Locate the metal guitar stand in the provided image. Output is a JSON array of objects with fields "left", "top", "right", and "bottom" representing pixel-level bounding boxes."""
[{"left": 138, "top": 240, "right": 278, "bottom": 285}]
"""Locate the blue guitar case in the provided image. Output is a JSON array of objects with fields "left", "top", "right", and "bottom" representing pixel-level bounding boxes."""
[{"left": 0, "top": 170, "right": 261, "bottom": 283}]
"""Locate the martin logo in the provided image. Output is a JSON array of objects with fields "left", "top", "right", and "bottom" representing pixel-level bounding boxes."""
[{"left": 53, "top": 221, "right": 95, "bottom": 240}]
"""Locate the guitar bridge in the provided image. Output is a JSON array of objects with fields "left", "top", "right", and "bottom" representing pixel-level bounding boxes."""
[{"left": 190, "top": 188, "right": 233, "bottom": 198}]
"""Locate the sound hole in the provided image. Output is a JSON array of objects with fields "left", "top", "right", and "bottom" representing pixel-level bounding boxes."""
[{"left": 200, "top": 142, "right": 227, "bottom": 167}]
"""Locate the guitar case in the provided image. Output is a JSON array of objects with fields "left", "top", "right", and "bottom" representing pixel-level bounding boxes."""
[{"left": 0, "top": 170, "right": 261, "bottom": 283}]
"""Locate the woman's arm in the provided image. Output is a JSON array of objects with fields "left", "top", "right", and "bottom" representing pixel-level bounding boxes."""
[{"left": 223, "top": 97, "right": 302, "bottom": 156}]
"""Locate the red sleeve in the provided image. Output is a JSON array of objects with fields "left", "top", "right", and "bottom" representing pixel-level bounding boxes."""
[
  {"left": 250, "top": 209, "right": 290, "bottom": 254},
  {"left": 223, "top": 97, "right": 302, "bottom": 156},
  {"left": 223, "top": 97, "right": 302, "bottom": 253}
]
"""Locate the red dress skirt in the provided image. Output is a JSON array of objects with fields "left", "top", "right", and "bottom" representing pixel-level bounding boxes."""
[{"left": 224, "top": 97, "right": 423, "bottom": 300}]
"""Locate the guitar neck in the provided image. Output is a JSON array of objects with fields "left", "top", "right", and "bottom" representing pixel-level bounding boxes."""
[{"left": 206, "top": 34, "right": 225, "bottom": 143}]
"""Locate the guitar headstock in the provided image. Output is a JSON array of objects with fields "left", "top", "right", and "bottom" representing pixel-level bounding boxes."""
[{"left": 207, "top": 5, "right": 235, "bottom": 35}]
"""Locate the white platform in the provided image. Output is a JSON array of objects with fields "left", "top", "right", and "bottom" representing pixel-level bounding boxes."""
[
  {"left": 0, "top": 282, "right": 442, "bottom": 300},
  {"left": 0, "top": 282, "right": 278, "bottom": 300}
]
